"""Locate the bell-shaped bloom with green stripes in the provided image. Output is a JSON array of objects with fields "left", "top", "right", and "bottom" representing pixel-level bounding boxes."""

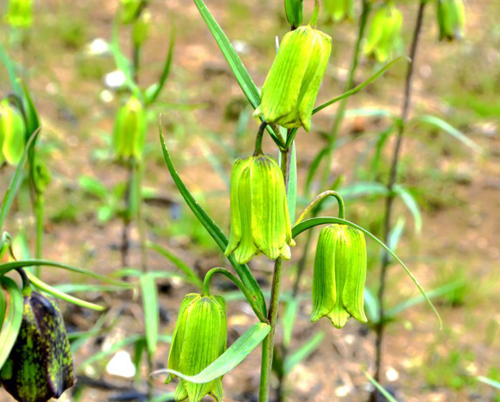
[
  {"left": 0, "top": 99, "right": 26, "bottom": 166},
  {"left": 364, "top": 2, "right": 403, "bottom": 64},
  {"left": 324, "top": 0, "right": 354, "bottom": 23},
  {"left": 225, "top": 155, "right": 294, "bottom": 264},
  {"left": 311, "top": 224, "right": 367, "bottom": 329},
  {"left": 253, "top": 25, "right": 331, "bottom": 132},
  {"left": 166, "top": 294, "right": 227, "bottom": 402},
  {"left": 437, "top": 0, "right": 465, "bottom": 41},
  {"left": 5, "top": 0, "right": 33, "bottom": 28},
  {"left": 112, "top": 96, "right": 146, "bottom": 161}
]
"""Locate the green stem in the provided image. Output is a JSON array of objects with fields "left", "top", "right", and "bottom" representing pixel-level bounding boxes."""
[
  {"left": 259, "top": 257, "right": 283, "bottom": 402},
  {"left": 202, "top": 268, "right": 268, "bottom": 323},
  {"left": 35, "top": 193, "right": 43, "bottom": 276},
  {"left": 309, "top": 0, "right": 320, "bottom": 27},
  {"left": 295, "top": 190, "right": 345, "bottom": 225},
  {"left": 254, "top": 121, "right": 268, "bottom": 156},
  {"left": 135, "top": 161, "right": 148, "bottom": 273}
]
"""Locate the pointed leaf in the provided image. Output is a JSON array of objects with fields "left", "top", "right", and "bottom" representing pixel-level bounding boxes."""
[
  {"left": 364, "top": 371, "right": 400, "bottom": 402},
  {"left": 141, "top": 272, "right": 159, "bottom": 357},
  {"left": 477, "top": 376, "right": 500, "bottom": 390},
  {"left": 284, "top": 332, "right": 324, "bottom": 374},
  {"left": 159, "top": 121, "right": 266, "bottom": 315},
  {"left": 0, "top": 277, "right": 23, "bottom": 369}
]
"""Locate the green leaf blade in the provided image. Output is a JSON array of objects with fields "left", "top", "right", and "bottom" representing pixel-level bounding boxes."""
[{"left": 0, "top": 277, "right": 23, "bottom": 369}]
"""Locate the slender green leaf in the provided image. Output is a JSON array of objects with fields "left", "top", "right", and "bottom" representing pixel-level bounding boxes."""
[
  {"left": 145, "top": 21, "right": 176, "bottom": 105},
  {"left": 158, "top": 323, "right": 270, "bottom": 383},
  {"left": 313, "top": 57, "right": 408, "bottom": 115},
  {"left": 0, "top": 277, "right": 23, "bottom": 369},
  {"left": 54, "top": 283, "right": 125, "bottom": 294},
  {"left": 292, "top": 217, "right": 442, "bottom": 328},
  {"left": 394, "top": 186, "right": 422, "bottom": 234},
  {"left": 21, "top": 81, "right": 41, "bottom": 138},
  {"left": 0, "top": 129, "right": 40, "bottom": 232},
  {"left": 282, "top": 298, "right": 298, "bottom": 348},
  {"left": 26, "top": 271, "right": 105, "bottom": 311},
  {"left": 364, "top": 371, "right": 400, "bottom": 402},
  {"left": 159, "top": 121, "right": 266, "bottom": 315},
  {"left": 141, "top": 272, "right": 159, "bottom": 357},
  {"left": 339, "top": 181, "right": 388, "bottom": 201},
  {"left": 416, "top": 114, "right": 482, "bottom": 153},
  {"left": 287, "top": 141, "right": 297, "bottom": 224},
  {"left": 80, "top": 334, "right": 143, "bottom": 368},
  {"left": 0, "top": 260, "right": 131, "bottom": 288},
  {"left": 364, "top": 288, "right": 379, "bottom": 323},
  {"left": 0, "top": 44, "right": 22, "bottom": 96},
  {"left": 191, "top": 0, "right": 282, "bottom": 147},
  {"left": 477, "top": 376, "right": 500, "bottom": 390},
  {"left": 387, "top": 217, "right": 406, "bottom": 255},
  {"left": 151, "top": 393, "right": 176, "bottom": 402},
  {"left": 148, "top": 242, "right": 202, "bottom": 287},
  {"left": 284, "top": 332, "right": 324, "bottom": 374},
  {"left": 344, "top": 108, "right": 394, "bottom": 119}
]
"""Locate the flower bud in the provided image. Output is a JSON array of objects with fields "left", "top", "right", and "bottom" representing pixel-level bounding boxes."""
[
  {"left": 112, "top": 96, "right": 146, "bottom": 160},
  {"left": 364, "top": 3, "right": 403, "bottom": 64},
  {"left": 324, "top": 0, "right": 354, "bottom": 23},
  {"left": 0, "top": 100, "right": 26, "bottom": 166},
  {"left": 437, "top": 0, "right": 465, "bottom": 41},
  {"left": 132, "top": 10, "right": 151, "bottom": 48},
  {"left": 284, "top": 0, "right": 303, "bottom": 30},
  {"left": 166, "top": 293, "right": 227, "bottom": 402},
  {"left": 0, "top": 292, "right": 76, "bottom": 402},
  {"left": 225, "top": 155, "right": 294, "bottom": 264},
  {"left": 120, "top": 0, "right": 142, "bottom": 24},
  {"left": 5, "top": 0, "right": 33, "bottom": 28},
  {"left": 254, "top": 25, "right": 332, "bottom": 132},
  {"left": 311, "top": 224, "right": 367, "bottom": 329}
]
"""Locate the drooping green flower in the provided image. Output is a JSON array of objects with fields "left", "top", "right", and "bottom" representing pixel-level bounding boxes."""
[
  {"left": 167, "top": 293, "right": 227, "bottom": 402},
  {"left": 364, "top": 2, "right": 403, "bottom": 64},
  {"left": 225, "top": 155, "right": 294, "bottom": 264},
  {"left": 254, "top": 25, "right": 332, "bottom": 132},
  {"left": 0, "top": 100, "right": 26, "bottom": 166},
  {"left": 324, "top": 0, "right": 354, "bottom": 23},
  {"left": 112, "top": 96, "right": 146, "bottom": 160},
  {"left": 5, "top": 0, "right": 33, "bottom": 28},
  {"left": 311, "top": 224, "right": 367, "bottom": 329},
  {"left": 132, "top": 9, "right": 151, "bottom": 47},
  {"left": 284, "top": 0, "right": 304, "bottom": 29},
  {"left": 0, "top": 292, "right": 76, "bottom": 402},
  {"left": 437, "top": 0, "right": 465, "bottom": 41},
  {"left": 120, "top": 0, "right": 142, "bottom": 24}
]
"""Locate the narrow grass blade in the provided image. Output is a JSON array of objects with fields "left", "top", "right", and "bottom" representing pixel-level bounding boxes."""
[
  {"left": 394, "top": 185, "right": 422, "bottom": 234},
  {"left": 282, "top": 298, "right": 298, "bottom": 348},
  {"left": 364, "top": 371, "right": 400, "bottom": 402},
  {"left": 159, "top": 121, "right": 266, "bottom": 315},
  {"left": 26, "top": 271, "right": 105, "bottom": 311},
  {"left": 292, "top": 217, "right": 442, "bottom": 328},
  {"left": 148, "top": 242, "right": 202, "bottom": 287},
  {"left": 416, "top": 114, "right": 482, "bottom": 153},
  {"left": 477, "top": 376, "right": 500, "bottom": 390},
  {"left": 0, "top": 277, "right": 23, "bottom": 369},
  {"left": 0, "top": 129, "right": 40, "bottom": 232},
  {"left": 284, "top": 332, "right": 324, "bottom": 375},
  {"left": 155, "top": 323, "right": 270, "bottom": 383},
  {"left": 140, "top": 272, "right": 159, "bottom": 357}
]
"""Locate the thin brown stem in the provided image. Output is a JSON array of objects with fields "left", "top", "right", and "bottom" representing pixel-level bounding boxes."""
[{"left": 371, "top": 2, "right": 427, "bottom": 400}]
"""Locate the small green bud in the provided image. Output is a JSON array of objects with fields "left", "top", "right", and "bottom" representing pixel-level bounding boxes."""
[
  {"left": 132, "top": 10, "right": 151, "bottom": 47},
  {"left": 0, "top": 292, "right": 76, "bottom": 402},
  {"left": 167, "top": 293, "right": 227, "bottom": 402},
  {"left": 364, "top": 3, "right": 403, "bottom": 64},
  {"left": 0, "top": 100, "right": 26, "bottom": 166},
  {"left": 311, "top": 224, "right": 367, "bottom": 329},
  {"left": 284, "top": 0, "right": 303, "bottom": 29},
  {"left": 120, "top": 0, "right": 142, "bottom": 24},
  {"left": 4, "top": 0, "right": 33, "bottom": 28},
  {"left": 323, "top": 0, "right": 354, "bottom": 23},
  {"left": 254, "top": 25, "right": 332, "bottom": 132},
  {"left": 112, "top": 96, "right": 146, "bottom": 160},
  {"left": 437, "top": 0, "right": 465, "bottom": 41},
  {"left": 225, "top": 154, "right": 295, "bottom": 264}
]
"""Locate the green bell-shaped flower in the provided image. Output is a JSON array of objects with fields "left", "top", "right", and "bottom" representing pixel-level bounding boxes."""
[
  {"left": 167, "top": 293, "right": 227, "bottom": 402},
  {"left": 437, "top": 0, "right": 465, "bottom": 41},
  {"left": 254, "top": 25, "right": 331, "bottom": 132},
  {"left": 112, "top": 96, "right": 146, "bottom": 160},
  {"left": 0, "top": 100, "right": 26, "bottom": 166},
  {"left": 311, "top": 224, "right": 367, "bottom": 329},
  {"left": 324, "top": 0, "right": 354, "bottom": 23},
  {"left": 132, "top": 10, "right": 151, "bottom": 47},
  {"left": 0, "top": 292, "right": 76, "bottom": 402},
  {"left": 120, "top": 0, "right": 142, "bottom": 24},
  {"left": 364, "top": 2, "right": 403, "bottom": 64},
  {"left": 225, "top": 154, "right": 294, "bottom": 264},
  {"left": 5, "top": 0, "right": 33, "bottom": 28}
]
